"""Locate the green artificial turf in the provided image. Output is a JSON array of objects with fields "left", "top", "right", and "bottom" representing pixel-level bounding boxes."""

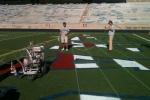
[{"left": 0, "top": 31, "right": 150, "bottom": 100}]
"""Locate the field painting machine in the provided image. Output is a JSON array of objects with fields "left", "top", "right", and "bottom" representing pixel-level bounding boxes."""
[{"left": 10, "top": 41, "right": 47, "bottom": 82}]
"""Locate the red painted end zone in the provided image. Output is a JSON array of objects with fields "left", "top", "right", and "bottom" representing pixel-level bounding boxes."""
[{"left": 51, "top": 53, "right": 75, "bottom": 69}]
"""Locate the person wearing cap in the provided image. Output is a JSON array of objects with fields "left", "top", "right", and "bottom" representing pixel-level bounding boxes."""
[
  {"left": 105, "top": 20, "right": 115, "bottom": 51},
  {"left": 59, "top": 22, "right": 70, "bottom": 51}
]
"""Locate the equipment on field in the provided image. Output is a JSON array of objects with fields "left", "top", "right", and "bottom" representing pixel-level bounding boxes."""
[
  {"left": 10, "top": 62, "right": 17, "bottom": 76},
  {"left": 11, "top": 41, "right": 47, "bottom": 82}
]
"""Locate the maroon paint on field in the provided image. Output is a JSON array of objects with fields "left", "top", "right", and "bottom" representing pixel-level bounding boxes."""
[
  {"left": 51, "top": 53, "right": 75, "bottom": 69},
  {"left": 83, "top": 44, "right": 96, "bottom": 47}
]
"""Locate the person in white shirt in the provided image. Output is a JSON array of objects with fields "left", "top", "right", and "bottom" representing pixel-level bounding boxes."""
[
  {"left": 105, "top": 20, "right": 115, "bottom": 51},
  {"left": 59, "top": 22, "right": 70, "bottom": 51}
]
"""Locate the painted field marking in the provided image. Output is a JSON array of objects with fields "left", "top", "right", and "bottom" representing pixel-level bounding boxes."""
[
  {"left": 71, "top": 44, "right": 81, "bottom": 100},
  {"left": 72, "top": 36, "right": 121, "bottom": 99},
  {"left": 86, "top": 34, "right": 150, "bottom": 91},
  {"left": 75, "top": 63, "right": 98, "bottom": 68},
  {"left": 80, "top": 94, "right": 120, "bottom": 100},
  {"left": 86, "top": 37, "right": 97, "bottom": 40},
  {"left": 74, "top": 55, "right": 99, "bottom": 68},
  {"left": 96, "top": 44, "right": 107, "bottom": 48},
  {"left": 0, "top": 33, "right": 46, "bottom": 42},
  {"left": 0, "top": 33, "right": 74, "bottom": 58},
  {"left": 71, "top": 37, "right": 80, "bottom": 40},
  {"left": 49, "top": 46, "right": 60, "bottom": 49},
  {"left": 113, "top": 59, "right": 149, "bottom": 71},
  {"left": 83, "top": 34, "right": 90, "bottom": 36},
  {"left": 113, "top": 49, "right": 150, "bottom": 91},
  {"left": 39, "top": 90, "right": 150, "bottom": 100},
  {"left": 133, "top": 34, "right": 150, "bottom": 42},
  {"left": 126, "top": 48, "right": 140, "bottom": 52}
]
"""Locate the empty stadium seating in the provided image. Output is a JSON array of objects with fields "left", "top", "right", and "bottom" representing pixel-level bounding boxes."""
[{"left": 0, "top": 2, "right": 150, "bottom": 29}]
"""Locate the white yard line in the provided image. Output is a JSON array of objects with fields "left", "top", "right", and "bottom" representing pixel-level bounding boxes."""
[
  {"left": 133, "top": 34, "right": 150, "bottom": 42},
  {"left": 77, "top": 38, "right": 121, "bottom": 99},
  {"left": 72, "top": 47, "right": 81, "bottom": 100},
  {"left": 39, "top": 68, "right": 51, "bottom": 98},
  {"left": 0, "top": 33, "right": 46, "bottom": 42}
]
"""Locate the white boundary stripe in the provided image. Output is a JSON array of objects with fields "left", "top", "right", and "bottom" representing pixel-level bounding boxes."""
[
  {"left": 133, "top": 34, "right": 150, "bottom": 42},
  {"left": 0, "top": 33, "right": 46, "bottom": 42}
]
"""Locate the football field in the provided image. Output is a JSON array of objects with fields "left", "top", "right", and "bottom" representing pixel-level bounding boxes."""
[{"left": 0, "top": 31, "right": 150, "bottom": 100}]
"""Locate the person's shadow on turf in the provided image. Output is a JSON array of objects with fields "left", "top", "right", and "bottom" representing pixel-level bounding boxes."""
[
  {"left": 68, "top": 45, "right": 73, "bottom": 50},
  {"left": 0, "top": 89, "right": 20, "bottom": 100},
  {"left": 63, "top": 44, "right": 73, "bottom": 50}
]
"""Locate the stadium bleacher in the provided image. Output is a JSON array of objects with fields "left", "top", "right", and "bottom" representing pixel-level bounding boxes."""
[{"left": 0, "top": 2, "right": 150, "bottom": 29}]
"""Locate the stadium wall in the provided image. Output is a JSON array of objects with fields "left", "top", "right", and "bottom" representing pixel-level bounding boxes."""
[
  {"left": 92, "top": 0, "right": 126, "bottom": 3},
  {"left": 0, "top": 0, "right": 31, "bottom": 4},
  {"left": 1, "top": 0, "right": 150, "bottom": 4},
  {"left": 0, "top": 0, "right": 126, "bottom": 4},
  {"left": 126, "top": 0, "right": 150, "bottom": 2}
]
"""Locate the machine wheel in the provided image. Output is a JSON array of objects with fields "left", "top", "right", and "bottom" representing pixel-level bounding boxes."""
[
  {"left": 28, "top": 75, "right": 34, "bottom": 82},
  {"left": 41, "top": 62, "right": 47, "bottom": 75}
]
